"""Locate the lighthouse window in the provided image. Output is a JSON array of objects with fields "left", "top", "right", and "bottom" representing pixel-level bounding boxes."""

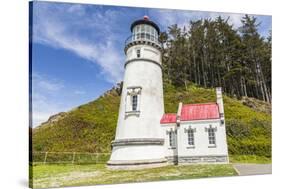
[
  {"left": 141, "top": 24, "right": 145, "bottom": 32},
  {"left": 136, "top": 49, "right": 141, "bottom": 58},
  {"left": 132, "top": 95, "right": 138, "bottom": 111},
  {"left": 125, "top": 87, "right": 142, "bottom": 115},
  {"left": 151, "top": 27, "right": 155, "bottom": 41}
]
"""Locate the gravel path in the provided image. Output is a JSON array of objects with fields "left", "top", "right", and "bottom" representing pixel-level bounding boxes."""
[{"left": 233, "top": 164, "right": 272, "bottom": 176}]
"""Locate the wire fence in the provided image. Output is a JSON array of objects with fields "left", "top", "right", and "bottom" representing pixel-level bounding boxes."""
[{"left": 32, "top": 151, "right": 111, "bottom": 164}]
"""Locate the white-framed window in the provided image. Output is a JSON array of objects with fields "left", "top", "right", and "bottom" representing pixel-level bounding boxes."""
[
  {"left": 205, "top": 125, "right": 217, "bottom": 146},
  {"left": 136, "top": 49, "right": 141, "bottom": 58},
  {"left": 208, "top": 128, "right": 216, "bottom": 145},
  {"left": 125, "top": 86, "right": 142, "bottom": 116},
  {"left": 187, "top": 129, "right": 194, "bottom": 145},
  {"left": 184, "top": 127, "right": 196, "bottom": 148},
  {"left": 168, "top": 131, "right": 176, "bottom": 148},
  {"left": 132, "top": 95, "right": 138, "bottom": 111}
]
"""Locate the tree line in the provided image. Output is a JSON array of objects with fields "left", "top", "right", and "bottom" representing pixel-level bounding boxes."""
[{"left": 159, "top": 15, "right": 271, "bottom": 103}]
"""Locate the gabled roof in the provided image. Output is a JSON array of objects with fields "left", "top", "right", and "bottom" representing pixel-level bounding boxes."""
[
  {"left": 160, "top": 113, "right": 177, "bottom": 124},
  {"left": 180, "top": 103, "right": 220, "bottom": 121},
  {"left": 160, "top": 103, "right": 220, "bottom": 124}
]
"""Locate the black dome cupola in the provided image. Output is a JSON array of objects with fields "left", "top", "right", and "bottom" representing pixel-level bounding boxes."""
[{"left": 130, "top": 15, "right": 160, "bottom": 35}]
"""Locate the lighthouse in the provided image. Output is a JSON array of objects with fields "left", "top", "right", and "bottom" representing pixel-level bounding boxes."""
[{"left": 107, "top": 16, "right": 167, "bottom": 169}]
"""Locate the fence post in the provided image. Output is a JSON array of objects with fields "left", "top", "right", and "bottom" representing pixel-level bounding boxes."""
[
  {"left": 96, "top": 153, "right": 99, "bottom": 164},
  {"left": 44, "top": 152, "right": 48, "bottom": 164},
  {"left": 72, "top": 152, "right": 76, "bottom": 164}
]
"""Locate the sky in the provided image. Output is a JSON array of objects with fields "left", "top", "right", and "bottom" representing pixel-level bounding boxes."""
[{"left": 30, "top": 1, "right": 272, "bottom": 127}]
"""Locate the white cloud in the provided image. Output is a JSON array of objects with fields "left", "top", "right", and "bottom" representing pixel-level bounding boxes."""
[
  {"left": 32, "top": 73, "right": 67, "bottom": 127},
  {"left": 33, "top": 2, "right": 124, "bottom": 83},
  {"left": 150, "top": 9, "right": 245, "bottom": 31},
  {"left": 32, "top": 73, "right": 64, "bottom": 92},
  {"left": 74, "top": 90, "right": 86, "bottom": 95}
]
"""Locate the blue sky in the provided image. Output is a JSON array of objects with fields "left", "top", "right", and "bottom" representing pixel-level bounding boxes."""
[{"left": 31, "top": 1, "right": 271, "bottom": 127}]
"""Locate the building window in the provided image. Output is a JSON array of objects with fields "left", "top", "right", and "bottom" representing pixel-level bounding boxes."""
[
  {"left": 136, "top": 49, "right": 141, "bottom": 58},
  {"left": 184, "top": 127, "right": 196, "bottom": 148},
  {"left": 125, "top": 86, "right": 142, "bottom": 117},
  {"left": 168, "top": 131, "right": 176, "bottom": 148},
  {"left": 187, "top": 129, "right": 194, "bottom": 146},
  {"left": 132, "top": 95, "right": 138, "bottom": 111},
  {"left": 208, "top": 128, "right": 216, "bottom": 145}
]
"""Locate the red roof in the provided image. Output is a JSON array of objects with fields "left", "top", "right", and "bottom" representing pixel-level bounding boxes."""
[
  {"left": 181, "top": 103, "right": 219, "bottom": 121},
  {"left": 160, "top": 103, "right": 220, "bottom": 124},
  {"left": 160, "top": 113, "right": 177, "bottom": 124}
]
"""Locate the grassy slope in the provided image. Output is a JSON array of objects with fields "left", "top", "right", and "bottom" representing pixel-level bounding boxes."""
[
  {"left": 31, "top": 164, "right": 237, "bottom": 188},
  {"left": 32, "top": 83, "right": 271, "bottom": 158},
  {"left": 32, "top": 90, "right": 120, "bottom": 153}
]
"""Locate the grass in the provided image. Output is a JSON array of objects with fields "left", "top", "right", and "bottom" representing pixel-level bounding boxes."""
[
  {"left": 229, "top": 155, "right": 272, "bottom": 164},
  {"left": 30, "top": 163, "right": 237, "bottom": 188}
]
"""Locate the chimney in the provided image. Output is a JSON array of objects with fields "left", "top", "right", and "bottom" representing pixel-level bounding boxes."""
[
  {"left": 216, "top": 87, "right": 224, "bottom": 119},
  {"left": 176, "top": 102, "right": 182, "bottom": 126}
]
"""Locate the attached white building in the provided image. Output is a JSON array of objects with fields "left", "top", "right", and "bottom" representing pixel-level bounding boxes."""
[
  {"left": 160, "top": 88, "right": 229, "bottom": 164},
  {"left": 107, "top": 16, "right": 229, "bottom": 169}
]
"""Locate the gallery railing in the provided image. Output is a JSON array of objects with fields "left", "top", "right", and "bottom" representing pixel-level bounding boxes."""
[{"left": 125, "top": 34, "right": 162, "bottom": 48}]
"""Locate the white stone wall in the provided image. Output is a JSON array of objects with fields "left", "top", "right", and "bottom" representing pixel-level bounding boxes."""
[
  {"left": 125, "top": 44, "right": 161, "bottom": 63},
  {"left": 110, "top": 145, "right": 166, "bottom": 161},
  {"left": 161, "top": 123, "right": 177, "bottom": 159},
  {"left": 115, "top": 44, "right": 163, "bottom": 139},
  {"left": 178, "top": 119, "right": 228, "bottom": 158},
  {"left": 162, "top": 119, "right": 229, "bottom": 164}
]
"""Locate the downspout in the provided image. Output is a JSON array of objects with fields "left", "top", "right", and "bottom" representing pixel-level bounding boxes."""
[{"left": 175, "top": 102, "right": 182, "bottom": 165}]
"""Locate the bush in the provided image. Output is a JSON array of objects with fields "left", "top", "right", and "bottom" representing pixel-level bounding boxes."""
[
  {"left": 226, "top": 116, "right": 271, "bottom": 158},
  {"left": 226, "top": 119, "right": 251, "bottom": 138}
]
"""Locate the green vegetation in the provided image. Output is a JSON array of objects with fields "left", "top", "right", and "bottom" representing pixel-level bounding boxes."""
[
  {"left": 32, "top": 82, "right": 271, "bottom": 160},
  {"left": 30, "top": 163, "right": 237, "bottom": 188},
  {"left": 161, "top": 15, "right": 271, "bottom": 103},
  {"left": 229, "top": 155, "right": 271, "bottom": 164}
]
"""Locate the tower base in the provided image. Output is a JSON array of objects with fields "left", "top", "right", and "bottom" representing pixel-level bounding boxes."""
[
  {"left": 107, "top": 158, "right": 168, "bottom": 170},
  {"left": 107, "top": 138, "right": 167, "bottom": 170}
]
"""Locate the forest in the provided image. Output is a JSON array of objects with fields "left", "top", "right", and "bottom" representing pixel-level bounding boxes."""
[{"left": 159, "top": 15, "right": 271, "bottom": 103}]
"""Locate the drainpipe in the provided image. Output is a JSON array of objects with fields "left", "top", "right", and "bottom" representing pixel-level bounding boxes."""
[{"left": 175, "top": 102, "right": 182, "bottom": 165}]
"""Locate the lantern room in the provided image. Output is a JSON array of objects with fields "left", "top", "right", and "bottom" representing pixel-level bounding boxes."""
[{"left": 125, "top": 16, "right": 162, "bottom": 51}]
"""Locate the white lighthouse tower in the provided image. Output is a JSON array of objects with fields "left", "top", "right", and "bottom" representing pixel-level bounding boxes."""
[{"left": 107, "top": 16, "right": 167, "bottom": 169}]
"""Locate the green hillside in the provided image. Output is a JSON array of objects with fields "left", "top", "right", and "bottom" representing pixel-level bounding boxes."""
[{"left": 32, "top": 83, "right": 271, "bottom": 158}]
